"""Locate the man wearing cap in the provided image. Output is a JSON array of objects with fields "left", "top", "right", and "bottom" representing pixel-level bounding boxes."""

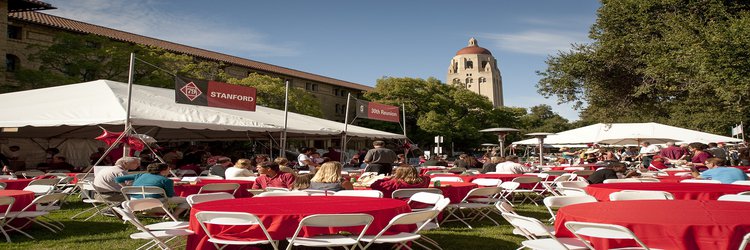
[
  {"left": 364, "top": 141, "right": 397, "bottom": 175},
  {"left": 208, "top": 157, "right": 232, "bottom": 179},
  {"left": 252, "top": 161, "right": 296, "bottom": 190},
  {"left": 708, "top": 143, "right": 729, "bottom": 163}
]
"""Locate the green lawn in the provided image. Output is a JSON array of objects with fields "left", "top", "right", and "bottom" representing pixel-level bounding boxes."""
[{"left": 0, "top": 197, "right": 551, "bottom": 250}]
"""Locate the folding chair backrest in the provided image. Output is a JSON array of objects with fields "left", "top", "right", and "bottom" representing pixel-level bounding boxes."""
[
  {"left": 123, "top": 198, "right": 166, "bottom": 212},
  {"left": 30, "top": 193, "right": 66, "bottom": 211},
  {"left": 543, "top": 195, "right": 597, "bottom": 209},
  {"left": 198, "top": 183, "right": 240, "bottom": 195},
  {"left": 121, "top": 186, "right": 167, "bottom": 200},
  {"left": 302, "top": 189, "right": 336, "bottom": 196},
  {"left": 471, "top": 178, "right": 502, "bottom": 187},
  {"left": 609, "top": 190, "right": 674, "bottom": 201},
  {"left": 0, "top": 196, "right": 15, "bottom": 216},
  {"left": 739, "top": 191, "right": 750, "bottom": 195},
  {"left": 29, "top": 178, "right": 60, "bottom": 186},
  {"left": 265, "top": 187, "right": 290, "bottom": 192},
  {"left": 681, "top": 179, "right": 722, "bottom": 184},
  {"left": 24, "top": 185, "right": 54, "bottom": 195},
  {"left": 501, "top": 212, "right": 554, "bottom": 237},
  {"left": 227, "top": 176, "right": 257, "bottom": 181},
  {"left": 21, "top": 170, "right": 45, "bottom": 178},
  {"left": 391, "top": 210, "right": 439, "bottom": 227},
  {"left": 255, "top": 191, "right": 309, "bottom": 197},
  {"left": 732, "top": 180, "right": 750, "bottom": 186},
  {"left": 431, "top": 176, "right": 464, "bottom": 182},
  {"left": 186, "top": 193, "right": 235, "bottom": 207},
  {"left": 637, "top": 178, "right": 660, "bottom": 183},
  {"left": 391, "top": 188, "right": 442, "bottom": 199},
  {"left": 565, "top": 221, "right": 650, "bottom": 248},
  {"left": 573, "top": 170, "right": 595, "bottom": 176},
  {"left": 603, "top": 178, "right": 642, "bottom": 183},
  {"left": 195, "top": 211, "right": 263, "bottom": 226},
  {"left": 333, "top": 190, "right": 383, "bottom": 198},
  {"left": 462, "top": 187, "right": 500, "bottom": 202},
  {"left": 112, "top": 207, "right": 169, "bottom": 249},
  {"left": 557, "top": 187, "right": 588, "bottom": 196},
  {"left": 718, "top": 194, "right": 750, "bottom": 202},
  {"left": 739, "top": 232, "right": 750, "bottom": 250},
  {"left": 499, "top": 181, "right": 521, "bottom": 191},
  {"left": 495, "top": 202, "right": 516, "bottom": 214},
  {"left": 424, "top": 170, "right": 448, "bottom": 175},
  {"left": 542, "top": 171, "right": 567, "bottom": 177},
  {"left": 408, "top": 192, "right": 444, "bottom": 206},
  {"left": 299, "top": 213, "right": 374, "bottom": 227},
  {"left": 512, "top": 176, "right": 542, "bottom": 184},
  {"left": 199, "top": 170, "right": 210, "bottom": 176},
  {"left": 76, "top": 173, "right": 94, "bottom": 183},
  {"left": 433, "top": 197, "right": 451, "bottom": 212}
]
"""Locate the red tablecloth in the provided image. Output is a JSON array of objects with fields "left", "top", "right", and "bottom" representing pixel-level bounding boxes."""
[
  {"left": 173, "top": 180, "right": 254, "bottom": 198},
  {"left": 432, "top": 182, "right": 478, "bottom": 203},
  {"left": 419, "top": 166, "right": 447, "bottom": 175},
  {"left": 555, "top": 200, "right": 750, "bottom": 250},
  {"left": 585, "top": 183, "right": 750, "bottom": 201},
  {"left": 187, "top": 196, "right": 412, "bottom": 249},
  {"left": 429, "top": 173, "right": 528, "bottom": 183},
  {"left": 0, "top": 190, "right": 35, "bottom": 228},
  {"left": 0, "top": 179, "right": 33, "bottom": 190},
  {"left": 655, "top": 175, "right": 692, "bottom": 183}
]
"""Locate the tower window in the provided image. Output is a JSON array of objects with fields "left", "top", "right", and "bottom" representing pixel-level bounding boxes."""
[
  {"left": 479, "top": 77, "right": 487, "bottom": 83},
  {"left": 465, "top": 60, "right": 473, "bottom": 69},
  {"left": 452, "top": 78, "right": 460, "bottom": 85},
  {"left": 6, "top": 54, "right": 19, "bottom": 72}
]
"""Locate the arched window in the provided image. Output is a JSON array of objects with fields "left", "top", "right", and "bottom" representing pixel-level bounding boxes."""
[
  {"left": 452, "top": 78, "right": 461, "bottom": 85},
  {"left": 479, "top": 77, "right": 486, "bottom": 83},
  {"left": 6, "top": 54, "right": 19, "bottom": 72},
  {"left": 465, "top": 60, "right": 473, "bottom": 69},
  {"left": 465, "top": 78, "right": 473, "bottom": 88}
]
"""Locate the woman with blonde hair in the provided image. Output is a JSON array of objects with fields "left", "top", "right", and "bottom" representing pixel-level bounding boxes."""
[
  {"left": 224, "top": 158, "right": 255, "bottom": 179},
  {"left": 371, "top": 164, "right": 430, "bottom": 198},
  {"left": 310, "top": 161, "right": 352, "bottom": 191}
]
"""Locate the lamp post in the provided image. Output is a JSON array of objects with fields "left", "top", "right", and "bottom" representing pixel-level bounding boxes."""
[
  {"left": 479, "top": 128, "right": 519, "bottom": 157},
  {"left": 526, "top": 132, "right": 555, "bottom": 166}
]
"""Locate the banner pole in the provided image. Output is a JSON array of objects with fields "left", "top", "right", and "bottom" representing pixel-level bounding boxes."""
[
  {"left": 124, "top": 52, "right": 136, "bottom": 157},
  {"left": 401, "top": 103, "right": 407, "bottom": 137},
  {"left": 280, "top": 80, "right": 290, "bottom": 158},
  {"left": 340, "top": 93, "right": 351, "bottom": 161}
]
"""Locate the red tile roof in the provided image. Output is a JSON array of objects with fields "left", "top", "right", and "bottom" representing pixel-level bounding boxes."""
[
  {"left": 8, "top": 0, "right": 55, "bottom": 12},
  {"left": 9, "top": 11, "right": 372, "bottom": 91}
]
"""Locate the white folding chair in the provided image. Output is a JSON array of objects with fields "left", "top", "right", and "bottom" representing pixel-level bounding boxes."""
[
  {"left": 495, "top": 202, "right": 555, "bottom": 238},
  {"left": 123, "top": 198, "right": 189, "bottom": 230},
  {"left": 198, "top": 183, "right": 240, "bottom": 196},
  {"left": 557, "top": 187, "right": 588, "bottom": 196},
  {"left": 359, "top": 210, "right": 440, "bottom": 250},
  {"left": 609, "top": 190, "right": 674, "bottom": 201},
  {"left": 195, "top": 211, "right": 278, "bottom": 250},
  {"left": 471, "top": 178, "right": 502, "bottom": 187},
  {"left": 70, "top": 182, "right": 119, "bottom": 221},
  {"left": 23, "top": 184, "right": 55, "bottom": 196},
  {"left": 19, "top": 170, "right": 45, "bottom": 179},
  {"left": 333, "top": 190, "right": 383, "bottom": 198},
  {"left": 265, "top": 187, "right": 291, "bottom": 192},
  {"left": 286, "top": 214, "right": 374, "bottom": 250},
  {"left": 227, "top": 176, "right": 257, "bottom": 181},
  {"left": 443, "top": 187, "right": 501, "bottom": 229},
  {"left": 0, "top": 196, "right": 15, "bottom": 242},
  {"left": 542, "top": 174, "right": 573, "bottom": 196},
  {"left": 680, "top": 179, "right": 722, "bottom": 184},
  {"left": 543, "top": 195, "right": 597, "bottom": 222},
  {"left": 121, "top": 186, "right": 169, "bottom": 201},
  {"left": 739, "top": 232, "right": 750, "bottom": 250},
  {"left": 186, "top": 193, "right": 235, "bottom": 207},
  {"left": 431, "top": 176, "right": 465, "bottom": 182},
  {"left": 255, "top": 191, "right": 309, "bottom": 197},
  {"left": 407, "top": 192, "right": 445, "bottom": 212},
  {"left": 501, "top": 212, "right": 587, "bottom": 250},
  {"left": 636, "top": 178, "right": 660, "bottom": 183},
  {"left": 391, "top": 188, "right": 442, "bottom": 199},
  {"left": 511, "top": 176, "right": 543, "bottom": 205},
  {"left": 197, "top": 176, "right": 224, "bottom": 180},
  {"left": 415, "top": 198, "right": 452, "bottom": 249},
  {"left": 6, "top": 193, "right": 68, "bottom": 236},
  {"left": 499, "top": 181, "right": 521, "bottom": 206},
  {"left": 112, "top": 207, "right": 192, "bottom": 250},
  {"left": 603, "top": 178, "right": 642, "bottom": 183},
  {"left": 564, "top": 221, "right": 654, "bottom": 250},
  {"left": 572, "top": 170, "right": 595, "bottom": 176},
  {"left": 739, "top": 191, "right": 750, "bottom": 195},
  {"left": 718, "top": 194, "right": 750, "bottom": 202},
  {"left": 732, "top": 180, "right": 750, "bottom": 186},
  {"left": 302, "top": 189, "right": 337, "bottom": 196}
]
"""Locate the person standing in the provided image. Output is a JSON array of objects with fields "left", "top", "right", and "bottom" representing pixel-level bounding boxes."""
[
  {"left": 660, "top": 142, "right": 688, "bottom": 162},
  {"left": 363, "top": 141, "right": 398, "bottom": 175}
]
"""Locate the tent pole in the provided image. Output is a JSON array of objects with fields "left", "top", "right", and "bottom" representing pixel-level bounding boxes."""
[
  {"left": 280, "top": 80, "right": 290, "bottom": 158},
  {"left": 124, "top": 52, "right": 136, "bottom": 157},
  {"left": 81, "top": 126, "right": 132, "bottom": 180},
  {"left": 340, "top": 93, "right": 351, "bottom": 161},
  {"left": 402, "top": 103, "right": 407, "bottom": 163}
]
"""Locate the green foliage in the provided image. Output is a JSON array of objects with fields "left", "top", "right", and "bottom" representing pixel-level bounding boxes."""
[
  {"left": 519, "top": 104, "right": 573, "bottom": 134},
  {"left": 364, "top": 77, "right": 522, "bottom": 151},
  {"left": 538, "top": 0, "right": 750, "bottom": 134},
  {"left": 226, "top": 73, "right": 322, "bottom": 117}
]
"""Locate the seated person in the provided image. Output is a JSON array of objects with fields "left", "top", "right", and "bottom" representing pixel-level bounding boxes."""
[
  {"left": 208, "top": 157, "right": 233, "bottom": 179},
  {"left": 251, "top": 161, "right": 295, "bottom": 190},
  {"left": 371, "top": 164, "right": 430, "bottom": 198},
  {"left": 275, "top": 157, "right": 295, "bottom": 174},
  {"left": 647, "top": 155, "right": 669, "bottom": 170},
  {"left": 225, "top": 158, "right": 255, "bottom": 179},
  {"left": 44, "top": 156, "right": 76, "bottom": 172},
  {"left": 421, "top": 155, "right": 449, "bottom": 167},
  {"left": 481, "top": 156, "right": 503, "bottom": 173},
  {"left": 94, "top": 157, "right": 141, "bottom": 202},
  {"left": 587, "top": 161, "right": 639, "bottom": 184},
  {"left": 691, "top": 157, "right": 748, "bottom": 184},
  {"left": 292, "top": 173, "right": 313, "bottom": 190},
  {"left": 495, "top": 156, "right": 530, "bottom": 174},
  {"left": 115, "top": 163, "right": 189, "bottom": 216},
  {"left": 309, "top": 161, "right": 353, "bottom": 191}
]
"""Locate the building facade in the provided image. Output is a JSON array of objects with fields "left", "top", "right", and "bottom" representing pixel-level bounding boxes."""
[
  {"left": 1, "top": 0, "right": 369, "bottom": 122},
  {"left": 447, "top": 37, "right": 504, "bottom": 107}
]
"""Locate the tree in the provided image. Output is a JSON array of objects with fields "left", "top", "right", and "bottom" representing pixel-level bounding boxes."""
[
  {"left": 519, "top": 104, "right": 573, "bottom": 134},
  {"left": 225, "top": 73, "right": 322, "bottom": 117},
  {"left": 364, "top": 77, "right": 521, "bottom": 151},
  {"left": 537, "top": 0, "right": 750, "bottom": 135}
]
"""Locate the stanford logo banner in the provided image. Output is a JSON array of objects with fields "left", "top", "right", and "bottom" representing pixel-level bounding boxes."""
[
  {"left": 175, "top": 76, "right": 257, "bottom": 111},
  {"left": 356, "top": 100, "right": 400, "bottom": 123}
]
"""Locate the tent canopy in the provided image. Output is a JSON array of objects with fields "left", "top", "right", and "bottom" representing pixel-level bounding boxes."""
[
  {"left": 0, "top": 80, "right": 405, "bottom": 140},
  {"left": 512, "top": 123, "right": 741, "bottom": 145}
]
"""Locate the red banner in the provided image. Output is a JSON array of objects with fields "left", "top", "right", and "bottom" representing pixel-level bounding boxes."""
[
  {"left": 356, "top": 100, "right": 400, "bottom": 123},
  {"left": 175, "top": 76, "right": 256, "bottom": 111}
]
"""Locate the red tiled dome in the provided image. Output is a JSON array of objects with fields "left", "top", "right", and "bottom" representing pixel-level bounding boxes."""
[{"left": 456, "top": 46, "right": 492, "bottom": 56}]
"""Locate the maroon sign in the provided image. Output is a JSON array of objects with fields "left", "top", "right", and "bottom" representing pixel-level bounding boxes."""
[
  {"left": 175, "top": 76, "right": 257, "bottom": 111},
  {"left": 356, "top": 100, "right": 400, "bottom": 123}
]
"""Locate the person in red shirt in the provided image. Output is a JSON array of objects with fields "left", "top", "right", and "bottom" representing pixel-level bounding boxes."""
[
  {"left": 251, "top": 161, "right": 296, "bottom": 190},
  {"left": 687, "top": 142, "right": 712, "bottom": 170},
  {"left": 370, "top": 164, "right": 431, "bottom": 198}
]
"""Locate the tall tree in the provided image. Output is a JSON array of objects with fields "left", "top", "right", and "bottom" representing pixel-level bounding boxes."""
[{"left": 537, "top": 0, "right": 750, "bottom": 134}]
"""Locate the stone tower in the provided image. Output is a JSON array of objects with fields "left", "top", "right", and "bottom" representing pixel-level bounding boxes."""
[{"left": 447, "top": 38, "right": 503, "bottom": 107}]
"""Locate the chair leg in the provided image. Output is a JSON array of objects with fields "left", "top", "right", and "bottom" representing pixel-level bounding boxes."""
[
  {"left": 5, "top": 224, "right": 34, "bottom": 239},
  {"left": 0, "top": 226, "right": 11, "bottom": 243}
]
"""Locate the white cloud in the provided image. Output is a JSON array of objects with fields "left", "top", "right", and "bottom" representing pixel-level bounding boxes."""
[
  {"left": 44, "top": 0, "right": 298, "bottom": 57},
  {"left": 481, "top": 30, "right": 589, "bottom": 56}
]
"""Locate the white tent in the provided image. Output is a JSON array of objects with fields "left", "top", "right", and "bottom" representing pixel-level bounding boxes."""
[
  {"left": 512, "top": 122, "right": 741, "bottom": 145},
  {"left": 0, "top": 80, "right": 405, "bottom": 140}
]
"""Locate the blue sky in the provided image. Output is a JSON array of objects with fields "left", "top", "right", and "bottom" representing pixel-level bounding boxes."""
[{"left": 45, "top": 0, "right": 600, "bottom": 121}]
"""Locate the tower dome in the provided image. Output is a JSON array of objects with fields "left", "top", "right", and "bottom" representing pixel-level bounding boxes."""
[{"left": 455, "top": 37, "right": 492, "bottom": 55}]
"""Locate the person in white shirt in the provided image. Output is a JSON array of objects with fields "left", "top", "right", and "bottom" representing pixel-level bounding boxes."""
[
  {"left": 225, "top": 158, "right": 255, "bottom": 179},
  {"left": 495, "top": 155, "right": 530, "bottom": 174},
  {"left": 297, "top": 147, "right": 319, "bottom": 171},
  {"left": 93, "top": 156, "right": 140, "bottom": 202},
  {"left": 638, "top": 141, "right": 660, "bottom": 168}
]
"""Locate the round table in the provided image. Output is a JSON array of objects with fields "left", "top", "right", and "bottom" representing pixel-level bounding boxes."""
[
  {"left": 554, "top": 200, "right": 750, "bottom": 250},
  {"left": 419, "top": 166, "right": 447, "bottom": 175},
  {"left": 585, "top": 183, "right": 750, "bottom": 201},
  {"left": 187, "top": 196, "right": 412, "bottom": 249},
  {"left": 0, "top": 179, "right": 33, "bottom": 190},
  {"left": 0, "top": 190, "right": 35, "bottom": 228},
  {"left": 429, "top": 173, "right": 528, "bottom": 183},
  {"left": 655, "top": 175, "right": 692, "bottom": 183},
  {"left": 173, "top": 179, "right": 254, "bottom": 198}
]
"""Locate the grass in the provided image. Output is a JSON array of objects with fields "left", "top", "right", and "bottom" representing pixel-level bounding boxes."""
[{"left": 0, "top": 196, "right": 551, "bottom": 250}]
